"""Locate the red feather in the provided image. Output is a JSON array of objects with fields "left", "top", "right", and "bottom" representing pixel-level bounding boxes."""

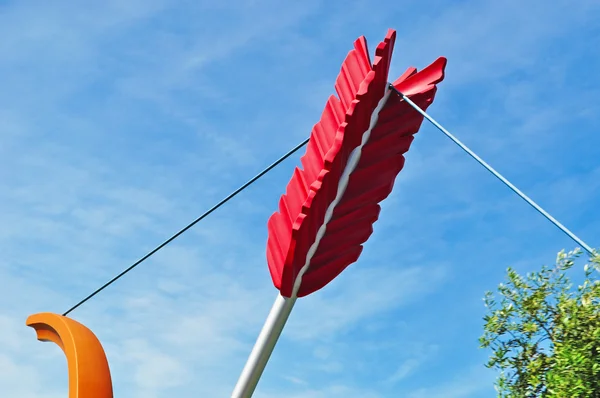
[{"left": 266, "top": 29, "right": 447, "bottom": 297}]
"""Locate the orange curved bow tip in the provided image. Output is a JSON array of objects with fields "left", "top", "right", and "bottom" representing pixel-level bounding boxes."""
[{"left": 26, "top": 312, "right": 113, "bottom": 398}]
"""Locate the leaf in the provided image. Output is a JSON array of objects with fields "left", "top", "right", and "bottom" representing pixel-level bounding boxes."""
[{"left": 481, "top": 247, "right": 600, "bottom": 397}]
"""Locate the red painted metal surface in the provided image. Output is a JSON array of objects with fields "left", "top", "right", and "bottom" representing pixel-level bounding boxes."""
[{"left": 266, "top": 29, "right": 447, "bottom": 297}]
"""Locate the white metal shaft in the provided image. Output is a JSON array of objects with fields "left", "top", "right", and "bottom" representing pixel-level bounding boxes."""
[
  {"left": 231, "top": 294, "right": 297, "bottom": 398},
  {"left": 390, "top": 85, "right": 595, "bottom": 256}
]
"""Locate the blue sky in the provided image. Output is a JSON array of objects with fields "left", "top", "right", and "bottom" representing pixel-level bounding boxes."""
[{"left": 1, "top": 0, "right": 599, "bottom": 397}]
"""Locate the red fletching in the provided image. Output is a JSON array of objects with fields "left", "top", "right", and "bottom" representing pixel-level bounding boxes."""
[{"left": 266, "top": 29, "right": 447, "bottom": 297}]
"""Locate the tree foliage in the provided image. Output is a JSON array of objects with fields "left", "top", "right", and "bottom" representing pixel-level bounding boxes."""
[{"left": 481, "top": 248, "right": 600, "bottom": 397}]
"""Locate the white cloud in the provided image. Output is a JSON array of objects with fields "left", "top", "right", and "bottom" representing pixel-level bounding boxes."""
[
  {"left": 286, "top": 265, "right": 448, "bottom": 341},
  {"left": 387, "top": 344, "right": 439, "bottom": 383},
  {"left": 406, "top": 366, "right": 495, "bottom": 398}
]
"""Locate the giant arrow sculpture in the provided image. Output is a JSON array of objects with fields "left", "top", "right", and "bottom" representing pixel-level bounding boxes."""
[{"left": 231, "top": 28, "right": 446, "bottom": 397}]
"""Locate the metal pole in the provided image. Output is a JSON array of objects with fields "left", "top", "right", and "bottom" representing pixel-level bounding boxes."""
[
  {"left": 390, "top": 84, "right": 595, "bottom": 256},
  {"left": 231, "top": 294, "right": 297, "bottom": 398}
]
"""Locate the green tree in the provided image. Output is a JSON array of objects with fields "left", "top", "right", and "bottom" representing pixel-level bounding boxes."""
[{"left": 480, "top": 248, "right": 600, "bottom": 397}]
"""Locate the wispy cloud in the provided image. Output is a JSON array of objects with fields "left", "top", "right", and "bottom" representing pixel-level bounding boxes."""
[
  {"left": 406, "top": 365, "right": 495, "bottom": 398},
  {"left": 387, "top": 343, "right": 439, "bottom": 383}
]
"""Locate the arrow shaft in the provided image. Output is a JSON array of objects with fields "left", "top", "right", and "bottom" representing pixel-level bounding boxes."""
[{"left": 231, "top": 294, "right": 297, "bottom": 398}]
